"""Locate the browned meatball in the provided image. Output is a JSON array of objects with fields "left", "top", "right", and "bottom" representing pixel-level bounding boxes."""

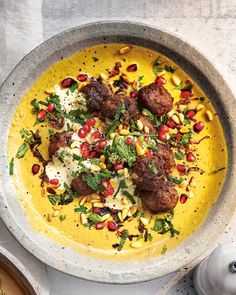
[
  {"left": 154, "top": 145, "right": 176, "bottom": 174},
  {"left": 139, "top": 115, "right": 157, "bottom": 134},
  {"left": 100, "top": 93, "right": 139, "bottom": 123},
  {"left": 140, "top": 180, "right": 178, "bottom": 213},
  {"left": 138, "top": 83, "right": 173, "bottom": 116},
  {"left": 48, "top": 131, "right": 72, "bottom": 158},
  {"left": 81, "top": 81, "right": 112, "bottom": 112},
  {"left": 71, "top": 173, "right": 95, "bottom": 195},
  {"left": 132, "top": 155, "right": 165, "bottom": 188}
]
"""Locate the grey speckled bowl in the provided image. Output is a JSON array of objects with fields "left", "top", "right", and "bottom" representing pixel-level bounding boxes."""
[{"left": 0, "top": 21, "right": 236, "bottom": 284}]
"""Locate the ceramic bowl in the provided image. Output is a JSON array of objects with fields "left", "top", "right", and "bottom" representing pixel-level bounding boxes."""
[{"left": 0, "top": 21, "right": 235, "bottom": 283}]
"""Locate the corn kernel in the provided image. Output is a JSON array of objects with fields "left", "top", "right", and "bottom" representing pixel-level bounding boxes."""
[
  {"left": 121, "top": 198, "right": 129, "bottom": 205},
  {"left": 130, "top": 241, "right": 143, "bottom": 248},
  {"left": 189, "top": 176, "right": 196, "bottom": 187},
  {"left": 123, "top": 168, "right": 129, "bottom": 179},
  {"left": 119, "top": 129, "right": 130, "bottom": 135},
  {"left": 172, "top": 114, "right": 180, "bottom": 124},
  {"left": 140, "top": 217, "right": 149, "bottom": 226},
  {"left": 80, "top": 196, "right": 87, "bottom": 206},
  {"left": 99, "top": 162, "right": 106, "bottom": 169},
  {"left": 179, "top": 179, "right": 188, "bottom": 188},
  {"left": 100, "top": 213, "right": 110, "bottom": 222},
  {"left": 118, "top": 212, "right": 124, "bottom": 222},
  {"left": 196, "top": 104, "right": 204, "bottom": 111},
  {"left": 136, "top": 120, "right": 144, "bottom": 131},
  {"left": 80, "top": 213, "right": 87, "bottom": 225},
  {"left": 100, "top": 155, "right": 105, "bottom": 163},
  {"left": 53, "top": 210, "right": 60, "bottom": 217},
  {"left": 119, "top": 46, "right": 131, "bottom": 54},
  {"left": 93, "top": 202, "right": 104, "bottom": 208},
  {"left": 171, "top": 76, "right": 181, "bottom": 86},
  {"left": 205, "top": 110, "right": 213, "bottom": 121},
  {"left": 144, "top": 126, "right": 150, "bottom": 133},
  {"left": 72, "top": 123, "right": 80, "bottom": 131},
  {"left": 90, "top": 164, "right": 101, "bottom": 172},
  {"left": 70, "top": 140, "right": 78, "bottom": 149},
  {"left": 135, "top": 142, "right": 147, "bottom": 156},
  {"left": 95, "top": 118, "right": 102, "bottom": 128},
  {"left": 110, "top": 132, "right": 117, "bottom": 139},
  {"left": 188, "top": 190, "right": 194, "bottom": 198}
]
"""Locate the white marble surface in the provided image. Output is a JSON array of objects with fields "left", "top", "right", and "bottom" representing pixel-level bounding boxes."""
[{"left": 0, "top": 0, "right": 236, "bottom": 294}]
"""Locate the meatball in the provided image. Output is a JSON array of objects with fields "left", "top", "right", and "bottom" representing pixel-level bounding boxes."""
[
  {"left": 139, "top": 115, "right": 157, "bottom": 134},
  {"left": 154, "top": 145, "right": 176, "bottom": 174},
  {"left": 140, "top": 180, "right": 178, "bottom": 213},
  {"left": 132, "top": 155, "right": 165, "bottom": 188},
  {"left": 100, "top": 93, "right": 139, "bottom": 123},
  {"left": 71, "top": 173, "right": 95, "bottom": 195},
  {"left": 138, "top": 83, "right": 173, "bottom": 116},
  {"left": 48, "top": 131, "right": 72, "bottom": 158},
  {"left": 81, "top": 81, "right": 112, "bottom": 112}
]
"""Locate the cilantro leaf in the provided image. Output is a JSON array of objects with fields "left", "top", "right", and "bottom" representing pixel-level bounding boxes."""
[
  {"left": 167, "top": 176, "right": 183, "bottom": 185},
  {"left": 48, "top": 194, "right": 59, "bottom": 205},
  {"left": 179, "top": 133, "right": 191, "bottom": 146},
  {"left": 16, "top": 143, "right": 28, "bottom": 158},
  {"left": 165, "top": 65, "right": 176, "bottom": 73},
  {"left": 118, "top": 229, "right": 129, "bottom": 251},
  {"left": 105, "top": 103, "right": 126, "bottom": 137},
  {"left": 153, "top": 57, "right": 164, "bottom": 75},
  {"left": 113, "top": 179, "right": 127, "bottom": 198},
  {"left": 174, "top": 150, "right": 185, "bottom": 160},
  {"left": 148, "top": 163, "right": 158, "bottom": 174},
  {"left": 74, "top": 205, "right": 89, "bottom": 213}
]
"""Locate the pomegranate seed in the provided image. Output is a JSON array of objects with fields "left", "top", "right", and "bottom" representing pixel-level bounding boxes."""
[
  {"left": 91, "top": 130, "right": 101, "bottom": 140},
  {"left": 114, "top": 163, "right": 123, "bottom": 172},
  {"left": 107, "top": 221, "right": 117, "bottom": 232},
  {"left": 180, "top": 89, "right": 193, "bottom": 98},
  {"left": 98, "top": 139, "right": 107, "bottom": 149},
  {"left": 77, "top": 74, "right": 88, "bottom": 82},
  {"left": 49, "top": 179, "right": 59, "bottom": 185},
  {"left": 92, "top": 111, "right": 99, "bottom": 117},
  {"left": 88, "top": 151, "right": 96, "bottom": 158},
  {"left": 187, "top": 152, "right": 196, "bottom": 162},
  {"left": 78, "top": 128, "right": 86, "bottom": 138},
  {"left": 82, "top": 124, "right": 91, "bottom": 134},
  {"left": 175, "top": 132, "right": 183, "bottom": 142},
  {"left": 95, "top": 142, "right": 101, "bottom": 153},
  {"left": 93, "top": 207, "right": 101, "bottom": 214},
  {"left": 103, "top": 186, "right": 115, "bottom": 196},
  {"left": 167, "top": 119, "right": 176, "bottom": 129},
  {"left": 127, "top": 64, "right": 138, "bottom": 72},
  {"left": 37, "top": 109, "right": 47, "bottom": 121},
  {"left": 177, "top": 164, "right": 187, "bottom": 173},
  {"left": 145, "top": 148, "right": 152, "bottom": 156},
  {"left": 155, "top": 76, "right": 166, "bottom": 85},
  {"left": 47, "top": 187, "right": 56, "bottom": 194},
  {"left": 159, "top": 124, "right": 169, "bottom": 133},
  {"left": 144, "top": 136, "right": 149, "bottom": 142},
  {"left": 86, "top": 118, "right": 95, "bottom": 126},
  {"left": 61, "top": 78, "right": 73, "bottom": 88},
  {"left": 82, "top": 150, "right": 89, "bottom": 158},
  {"left": 96, "top": 222, "right": 106, "bottom": 230},
  {"left": 193, "top": 121, "right": 205, "bottom": 133},
  {"left": 32, "top": 164, "right": 40, "bottom": 175},
  {"left": 130, "top": 91, "right": 137, "bottom": 98},
  {"left": 102, "top": 179, "right": 110, "bottom": 188},
  {"left": 47, "top": 103, "right": 54, "bottom": 113},
  {"left": 80, "top": 142, "right": 89, "bottom": 151},
  {"left": 185, "top": 109, "right": 196, "bottom": 119},
  {"left": 126, "top": 137, "right": 133, "bottom": 145},
  {"left": 180, "top": 194, "right": 188, "bottom": 204}
]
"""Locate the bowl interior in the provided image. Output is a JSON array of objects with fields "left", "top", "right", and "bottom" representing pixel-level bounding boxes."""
[{"left": 0, "top": 21, "right": 235, "bottom": 283}]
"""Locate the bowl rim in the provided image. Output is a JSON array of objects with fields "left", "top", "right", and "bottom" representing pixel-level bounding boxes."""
[{"left": 0, "top": 20, "right": 236, "bottom": 284}]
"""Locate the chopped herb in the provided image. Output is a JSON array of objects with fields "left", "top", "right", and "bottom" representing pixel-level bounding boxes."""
[
  {"left": 67, "top": 82, "right": 78, "bottom": 94},
  {"left": 59, "top": 215, "right": 66, "bottom": 221},
  {"left": 148, "top": 163, "right": 158, "bottom": 174},
  {"left": 118, "top": 229, "right": 129, "bottom": 251},
  {"left": 90, "top": 158, "right": 100, "bottom": 165},
  {"left": 30, "top": 98, "right": 40, "bottom": 114},
  {"left": 161, "top": 244, "right": 167, "bottom": 254},
  {"left": 123, "top": 191, "right": 136, "bottom": 204},
  {"left": 200, "top": 96, "right": 205, "bottom": 101},
  {"left": 167, "top": 176, "right": 183, "bottom": 185},
  {"left": 82, "top": 169, "right": 113, "bottom": 192},
  {"left": 113, "top": 179, "right": 127, "bottom": 198},
  {"left": 58, "top": 149, "right": 66, "bottom": 163},
  {"left": 183, "top": 118, "right": 191, "bottom": 125},
  {"left": 129, "top": 119, "right": 136, "bottom": 132},
  {"left": 20, "top": 129, "right": 34, "bottom": 143},
  {"left": 147, "top": 233, "right": 153, "bottom": 242},
  {"left": 152, "top": 212, "right": 179, "bottom": 238},
  {"left": 165, "top": 65, "right": 176, "bottom": 73},
  {"left": 153, "top": 56, "right": 164, "bottom": 74},
  {"left": 48, "top": 129, "right": 55, "bottom": 136},
  {"left": 16, "top": 143, "right": 28, "bottom": 158},
  {"left": 137, "top": 76, "right": 144, "bottom": 87},
  {"left": 9, "top": 158, "right": 14, "bottom": 175},
  {"left": 179, "top": 133, "right": 191, "bottom": 146},
  {"left": 173, "top": 81, "right": 193, "bottom": 91},
  {"left": 64, "top": 183, "right": 76, "bottom": 198},
  {"left": 48, "top": 194, "right": 59, "bottom": 205},
  {"left": 105, "top": 103, "right": 126, "bottom": 137},
  {"left": 142, "top": 108, "right": 154, "bottom": 121},
  {"left": 74, "top": 205, "right": 88, "bottom": 213},
  {"left": 92, "top": 57, "right": 99, "bottom": 62},
  {"left": 88, "top": 213, "right": 101, "bottom": 224},
  {"left": 174, "top": 150, "right": 185, "bottom": 160}
]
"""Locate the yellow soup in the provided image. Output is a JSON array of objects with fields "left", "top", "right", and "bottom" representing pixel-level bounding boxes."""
[{"left": 8, "top": 44, "right": 227, "bottom": 260}]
